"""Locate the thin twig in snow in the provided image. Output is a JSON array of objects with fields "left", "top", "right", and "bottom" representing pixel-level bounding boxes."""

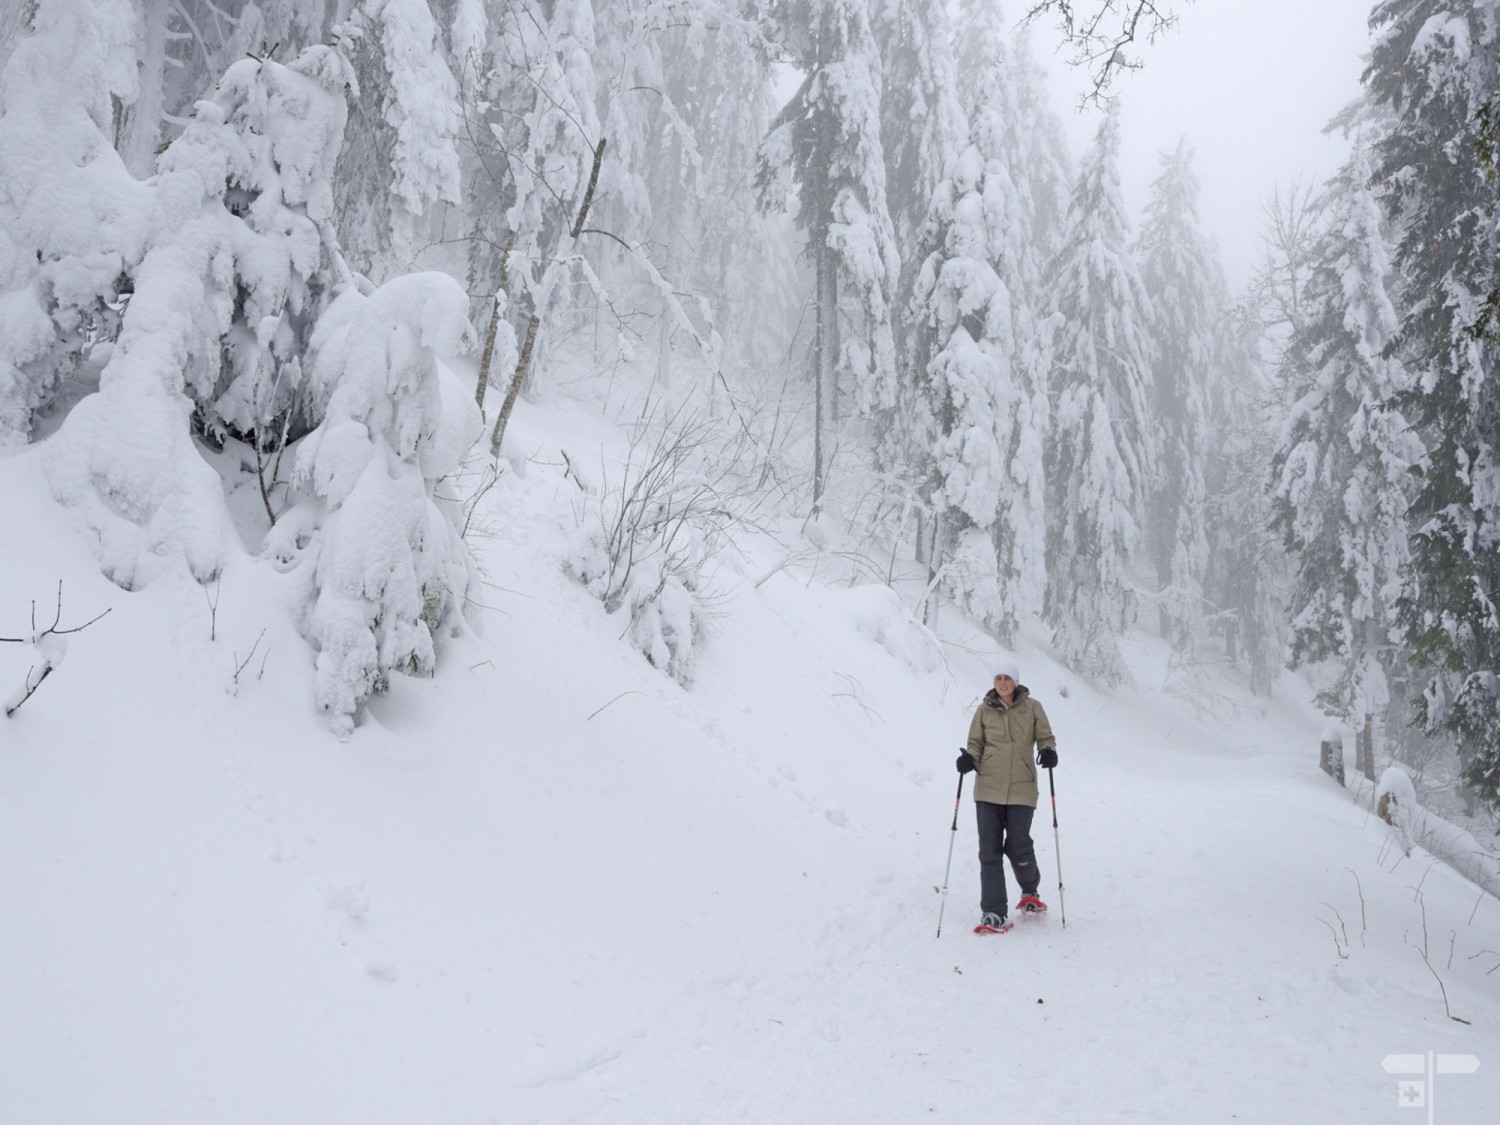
[
  {"left": 588, "top": 691, "right": 643, "bottom": 721},
  {"left": 1345, "top": 867, "right": 1368, "bottom": 946}
]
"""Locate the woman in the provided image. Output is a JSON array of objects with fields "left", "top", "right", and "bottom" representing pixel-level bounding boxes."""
[{"left": 956, "top": 659, "right": 1059, "bottom": 933}]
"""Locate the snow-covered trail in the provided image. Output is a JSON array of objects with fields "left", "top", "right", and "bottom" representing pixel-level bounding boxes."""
[
  {"left": 469, "top": 405, "right": 1500, "bottom": 1122},
  {"left": 496, "top": 660, "right": 1499, "bottom": 1123}
]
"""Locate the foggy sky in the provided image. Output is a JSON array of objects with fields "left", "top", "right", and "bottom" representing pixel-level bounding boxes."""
[{"left": 1035, "top": 0, "right": 1373, "bottom": 290}]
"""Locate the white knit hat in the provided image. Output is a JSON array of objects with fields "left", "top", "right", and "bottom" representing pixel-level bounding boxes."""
[{"left": 992, "top": 658, "right": 1020, "bottom": 682}]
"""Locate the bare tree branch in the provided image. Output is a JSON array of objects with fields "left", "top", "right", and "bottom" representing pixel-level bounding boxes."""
[
  {"left": 3, "top": 581, "right": 112, "bottom": 718},
  {"left": 1023, "top": 0, "right": 1185, "bottom": 106},
  {"left": 1, "top": 581, "right": 112, "bottom": 643}
]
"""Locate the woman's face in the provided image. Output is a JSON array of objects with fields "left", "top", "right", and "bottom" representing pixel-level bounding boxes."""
[{"left": 994, "top": 674, "right": 1016, "bottom": 697}]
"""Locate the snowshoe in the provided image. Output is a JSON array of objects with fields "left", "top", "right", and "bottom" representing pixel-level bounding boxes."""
[
  {"left": 1016, "top": 894, "right": 1048, "bottom": 915},
  {"left": 973, "top": 912, "right": 1013, "bottom": 935}
]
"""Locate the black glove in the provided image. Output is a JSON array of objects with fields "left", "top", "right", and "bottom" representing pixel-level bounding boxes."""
[
  {"left": 1037, "top": 746, "right": 1058, "bottom": 770},
  {"left": 956, "top": 750, "right": 976, "bottom": 775}
]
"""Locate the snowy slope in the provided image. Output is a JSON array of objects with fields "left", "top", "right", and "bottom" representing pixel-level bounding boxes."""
[{"left": 2, "top": 390, "right": 1499, "bottom": 1125}]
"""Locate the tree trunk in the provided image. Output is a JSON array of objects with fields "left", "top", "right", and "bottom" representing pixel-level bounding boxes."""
[
  {"left": 488, "top": 137, "right": 606, "bottom": 460},
  {"left": 116, "top": 8, "right": 169, "bottom": 178},
  {"left": 653, "top": 133, "right": 683, "bottom": 393},
  {"left": 490, "top": 312, "right": 539, "bottom": 459},
  {"left": 474, "top": 231, "right": 516, "bottom": 416},
  {"left": 923, "top": 511, "right": 943, "bottom": 628},
  {"left": 812, "top": 241, "right": 839, "bottom": 514},
  {"left": 827, "top": 252, "right": 842, "bottom": 434}
]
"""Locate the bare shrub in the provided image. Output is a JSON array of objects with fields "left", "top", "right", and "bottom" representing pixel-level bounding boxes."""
[{"left": 566, "top": 401, "right": 770, "bottom": 685}]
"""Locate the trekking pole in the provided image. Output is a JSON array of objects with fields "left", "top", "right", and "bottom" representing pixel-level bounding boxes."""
[
  {"left": 1047, "top": 766, "right": 1066, "bottom": 928},
  {"left": 936, "top": 767, "right": 966, "bottom": 938}
]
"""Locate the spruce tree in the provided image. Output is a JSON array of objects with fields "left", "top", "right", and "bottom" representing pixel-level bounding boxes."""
[
  {"left": 873, "top": 0, "right": 965, "bottom": 338},
  {"left": 1367, "top": 0, "right": 1500, "bottom": 812},
  {"left": 1010, "top": 32, "right": 1073, "bottom": 264},
  {"left": 44, "top": 44, "right": 358, "bottom": 589},
  {"left": 1203, "top": 299, "right": 1285, "bottom": 695},
  {"left": 1135, "top": 140, "right": 1215, "bottom": 646},
  {"left": 878, "top": 0, "right": 993, "bottom": 622},
  {"left": 904, "top": 0, "right": 1057, "bottom": 637},
  {"left": 760, "top": 0, "right": 898, "bottom": 510},
  {"left": 905, "top": 140, "right": 1006, "bottom": 630},
  {"left": 282, "top": 272, "right": 479, "bottom": 738},
  {"left": 1043, "top": 103, "right": 1156, "bottom": 685},
  {"left": 334, "top": 0, "right": 466, "bottom": 277},
  {"left": 1271, "top": 139, "right": 1421, "bottom": 725}
]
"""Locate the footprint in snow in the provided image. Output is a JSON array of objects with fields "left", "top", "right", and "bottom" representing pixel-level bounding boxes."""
[{"left": 325, "top": 881, "right": 370, "bottom": 922}]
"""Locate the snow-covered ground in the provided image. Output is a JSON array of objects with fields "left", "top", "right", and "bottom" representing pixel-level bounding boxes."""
[{"left": 2, "top": 388, "right": 1498, "bottom": 1124}]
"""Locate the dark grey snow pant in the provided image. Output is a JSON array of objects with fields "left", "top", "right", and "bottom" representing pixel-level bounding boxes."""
[{"left": 976, "top": 800, "right": 1039, "bottom": 917}]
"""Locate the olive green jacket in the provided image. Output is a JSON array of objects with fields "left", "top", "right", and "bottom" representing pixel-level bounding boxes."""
[{"left": 966, "top": 686, "right": 1056, "bottom": 808}]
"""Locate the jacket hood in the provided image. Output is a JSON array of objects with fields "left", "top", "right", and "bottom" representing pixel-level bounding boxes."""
[{"left": 984, "top": 684, "right": 1030, "bottom": 708}]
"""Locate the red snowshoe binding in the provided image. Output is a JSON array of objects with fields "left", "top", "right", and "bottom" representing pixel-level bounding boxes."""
[{"left": 973, "top": 912, "right": 1013, "bottom": 935}]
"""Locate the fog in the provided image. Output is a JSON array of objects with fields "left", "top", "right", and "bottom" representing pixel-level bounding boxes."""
[{"left": 1036, "top": 0, "right": 1373, "bottom": 287}]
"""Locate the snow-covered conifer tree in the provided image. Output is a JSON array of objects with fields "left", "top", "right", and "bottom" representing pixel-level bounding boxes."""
[
  {"left": 1009, "top": 29, "right": 1073, "bottom": 264},
  {"left": 45, "top": 44, "right": 356, "bottom": 589},
  {"left": 1135, "top": 141, "right": 1216, "bottom": 645},
  {"left": 898, "top": 0, "right": 1057, "bottom": 639},
  {"left": 188, "top": 50, "right": 360, "bottom": 455},
  {"left": 955, "top": 0, "right": 1056, "bottom": 627},
  {"left": 1271, "top": 138, "right": 1421, "bottom": 725},
  {"left": 110, "top": 2, "right": 359, "bottom": 180},
  {"left": 760, "top": 0, "right": 898, "bottom": 508},
  {"left": 0, "top": 0, "right": 151, "bottom": 448},
  {"left": 649, "top": 11, "right": 787, "bottom": 387},
  {"left": 1366, "top": 0, "right": 1500, "bottom": 811},
  {"left": 873, "top": 0, "right": 965, "bottom": 308},
  {"left": 1042, "top": 103, "right": 1155, "bottom": 685},
  {"left": 875, "top": 0, "right": 975, "bottom": 607},
  {"left": 905, "top": 142, "right": 1005, "bottom": 629},
  {"left": 334, "top": 0, "right": 465, "bottom": 276},
  {"left": 1202, "top": 299, "right": 1285, "bottom": 695},
  {"left": 276, "top": 272, "right": 480, "bottom": 736}
]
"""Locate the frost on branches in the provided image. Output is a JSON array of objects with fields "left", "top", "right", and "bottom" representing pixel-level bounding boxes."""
[
  {"left": 44, "top": 44, "right": 357, "bottom": 590},
  {"left": 0, "top": 0, "right": 151, "bottom": 449},
  {"left": 274, "top": 273, "right": 480, "bottom": 737}
]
